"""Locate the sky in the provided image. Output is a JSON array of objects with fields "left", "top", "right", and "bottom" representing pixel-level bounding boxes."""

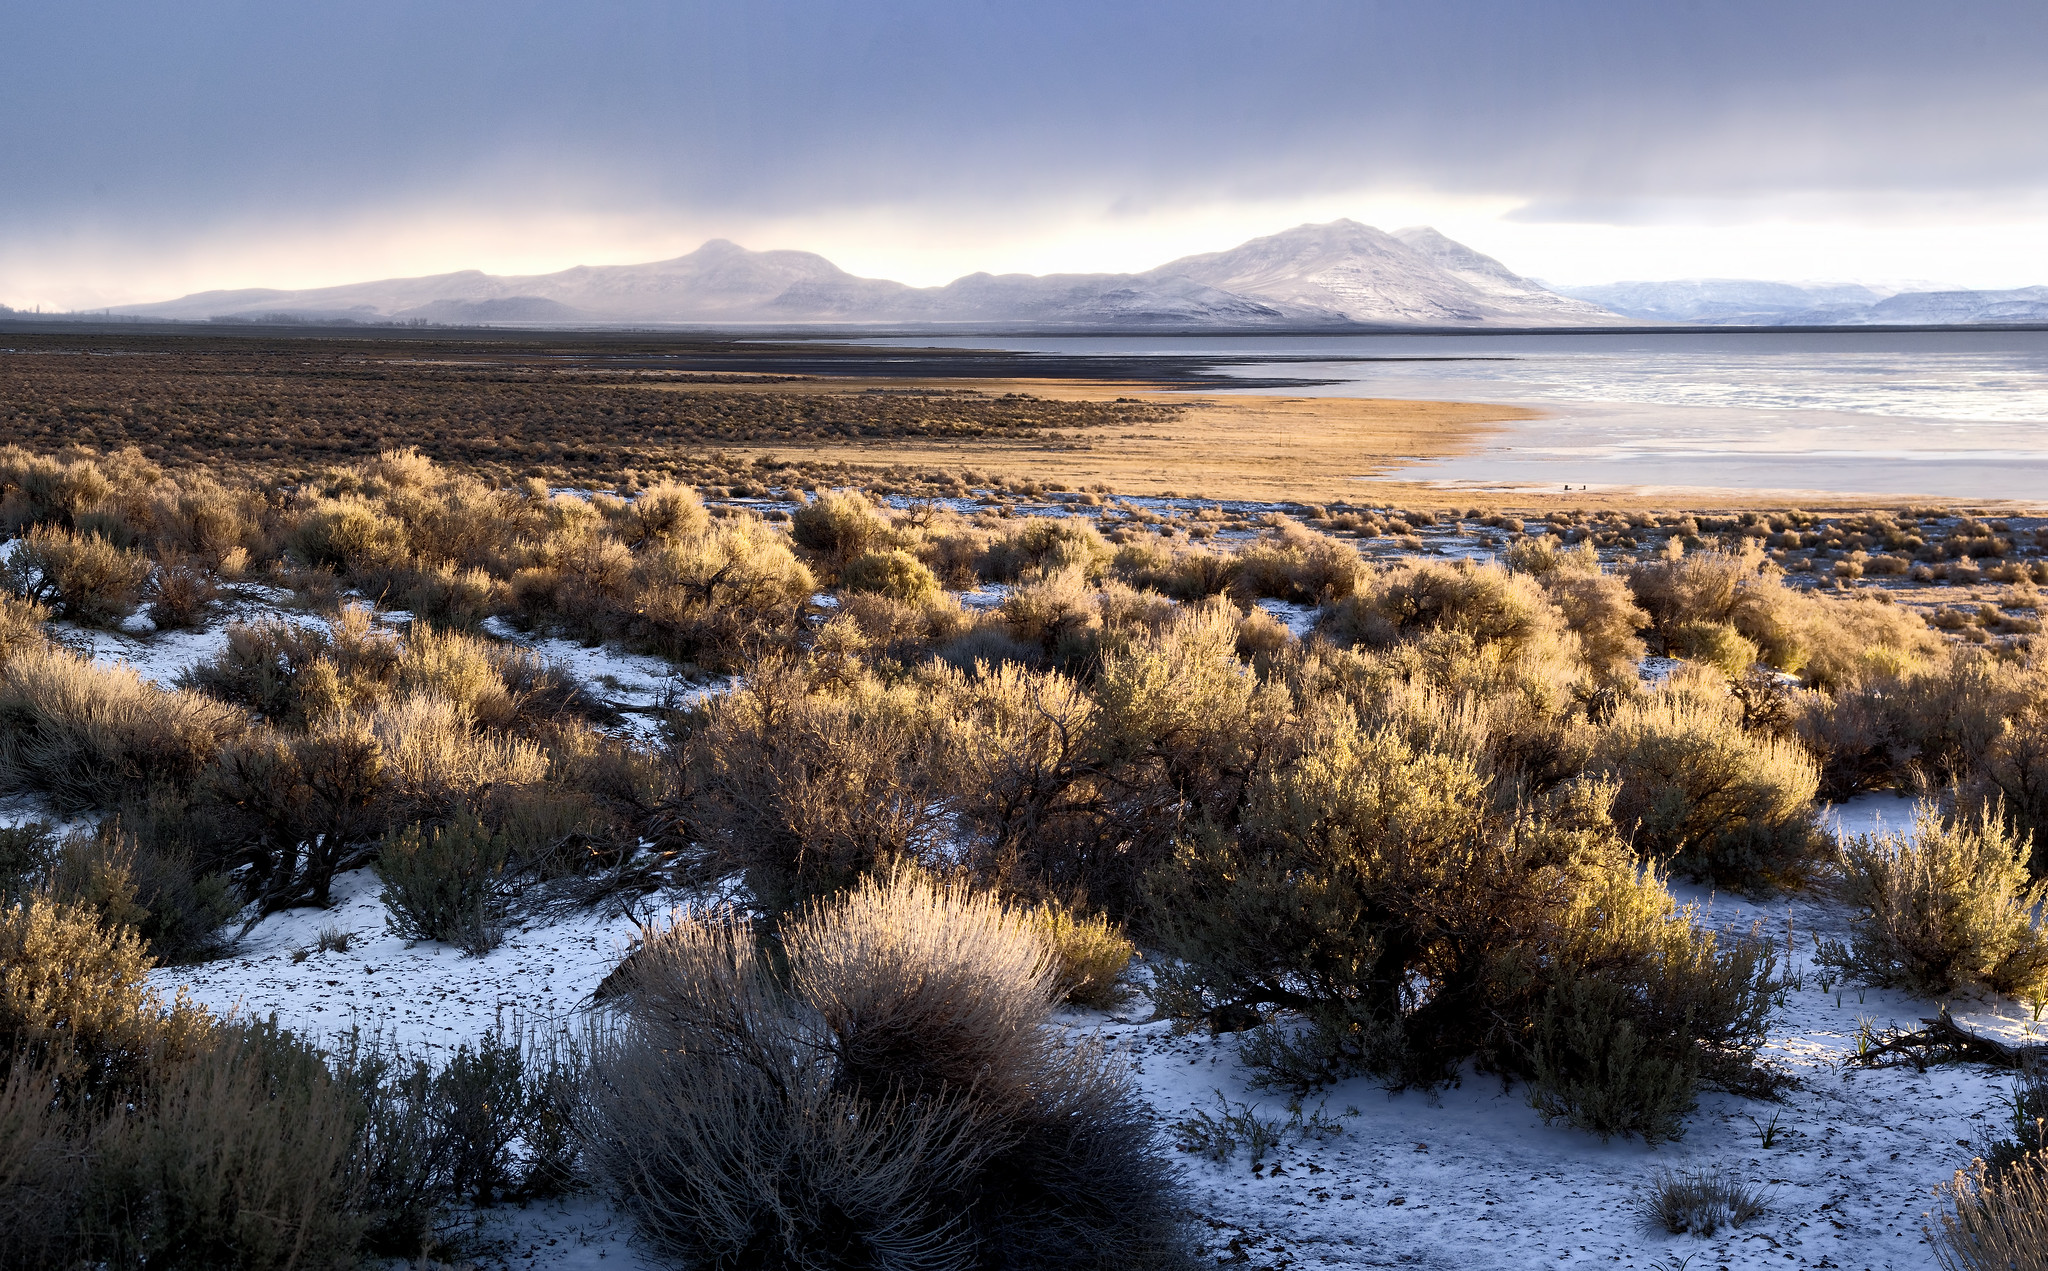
[{"left": 4, "top": 1, "right": 2047, "bottom": 309}]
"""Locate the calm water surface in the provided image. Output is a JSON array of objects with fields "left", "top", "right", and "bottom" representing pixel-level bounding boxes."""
[{"left": 867, "top": 331, "right": 2048, "bottom": 501}]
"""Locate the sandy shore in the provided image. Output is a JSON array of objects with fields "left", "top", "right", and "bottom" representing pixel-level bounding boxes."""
[
  {"left": 637, "top": 377, "right": 2044, "bottom": 513},
  {"left": 642, "top": 377, "right": 1535, "bottom": 503}
]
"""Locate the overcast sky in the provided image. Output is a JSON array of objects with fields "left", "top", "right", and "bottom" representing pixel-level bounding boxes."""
[{"left": 5, "top": 1, "right": 2046, "bottom": 308}]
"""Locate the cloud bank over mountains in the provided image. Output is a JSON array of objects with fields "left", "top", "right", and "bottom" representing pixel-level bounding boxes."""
[{"left": 109, "top": 221, "right": 1628, "bottom": 329}]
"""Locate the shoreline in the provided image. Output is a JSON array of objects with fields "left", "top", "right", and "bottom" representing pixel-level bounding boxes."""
[{"left": 649, "top": 376, "right": 2047, "bottom": 513}]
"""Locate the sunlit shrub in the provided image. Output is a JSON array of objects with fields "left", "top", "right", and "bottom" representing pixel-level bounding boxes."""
[
  {"left": 985, "top": 516, "right": 1115, "bottom": 583},
  {"left": 0, "top": 646, "right": 247, "bottom": 812},
  {"left": 0, "top": 894, "right": 212, "bottom": 1092},
  {"left": 3, "top": 523, "right": 151, "bottom": 625},
  {"left": 1594, "top": 692, "right": 1822, "bottom": 888},
  {"left": 1028, "top": 898, "right": 1137, "bottom": 1008},
  {"left": 790, "top": 490, "right": 890, "bottom": 566},
  {"left": 1149, "top": 714, "right": 1775, "bottom": 1131},
  {"left": 841, "top": 547, "right": 941, "bottom": 605},
  {"left": 684, "top": 660, "right": 955, "bottom": 914},
  {"left": 584, "top": 871, "right": 1188, "bottom": 1270},
  {"left": 1821, "top": 803, "right": 2048, "bottom": 999},
  {"left": 1668, "top": 620, "right": 1761, "bottom": 676}
]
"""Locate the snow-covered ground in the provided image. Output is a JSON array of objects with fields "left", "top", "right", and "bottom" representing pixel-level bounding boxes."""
[
  {"left": 142, "top": 831, "right": 2016, "bottom": 1271},
  {"left": 24, "top": 542, "right": 2011, "bottom": 1269}
]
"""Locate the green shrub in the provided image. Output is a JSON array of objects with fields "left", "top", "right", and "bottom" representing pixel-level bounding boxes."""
[
  {"left": 1028, "top": 899, "right": 1136, "bottom": 1008},
  {"left": 72, "top": 1019, "right": 365, "bottom": 1271},
  {"left": 3, "top": 524, "right": 151, "bottom": 626},
  {"left": 1668, "top": 620, "right": 1761, "bottom": 676},
  {"left": 1821, "top": 803, "right": 2048, "bottom": 999},
  {"left": 1528, "top": 977, "right": 1697, "bottom": 1143},
  {"left": 1148, "top": 711, "right": 1776, "bottom": 1126},
  {"left": 374, "top": 812, "right": 511, "bottom": 956},
  {"left": 584, "top": 870, "right": 1189, "bottom": 1270},
  {"left": 841, "top": 547, "right": 941, "bottom": 605},
  {"left": 1594, "top": 693, "right": 1822, "bottom": 888}
]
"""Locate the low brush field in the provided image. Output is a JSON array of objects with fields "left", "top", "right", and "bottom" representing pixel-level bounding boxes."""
[{"left": 0, "top": 327, "right": 2046, "bottom": 1271}]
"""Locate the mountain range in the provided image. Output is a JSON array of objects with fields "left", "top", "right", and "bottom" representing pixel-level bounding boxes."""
[
  {"left": 1553, "top": 279, "right": 2048, "bottom": 326},
  {"left": 104, "top": 221, "right": 1629, "bottom": 330}
]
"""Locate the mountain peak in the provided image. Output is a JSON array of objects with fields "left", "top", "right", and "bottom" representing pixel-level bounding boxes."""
[{"left": 108, "top": 224, "right": 1624, "bottom": 328}]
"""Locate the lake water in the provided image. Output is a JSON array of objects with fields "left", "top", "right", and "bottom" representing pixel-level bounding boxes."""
[{"left": 866, "top": 330, "right": 2048, "bottom": 502}]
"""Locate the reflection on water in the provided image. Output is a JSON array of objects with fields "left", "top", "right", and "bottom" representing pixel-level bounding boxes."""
[{"left": 864, "top": 331, "right": 2048, "bottom": 499}]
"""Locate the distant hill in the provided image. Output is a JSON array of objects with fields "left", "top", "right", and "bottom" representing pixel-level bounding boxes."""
[
  {"left": 109, "top": 222, "right": 1629, "bottom": 330},
  {"left": 1553, "top": 278, "right": 2048, "bottom": 326}
]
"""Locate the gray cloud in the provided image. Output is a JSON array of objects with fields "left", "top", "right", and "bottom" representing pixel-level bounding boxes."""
[{"left": 5, "top": 2, "right": 2045, "bottom": 246}]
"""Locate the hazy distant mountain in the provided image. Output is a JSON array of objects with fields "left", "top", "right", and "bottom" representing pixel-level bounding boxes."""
[
  {"left": 111, "top": 222, "right": 1625, "bottom": 329},
  {"left": 1553, "top": 279, "right": 1891, "bottom": 323},
  {"left": 1838, "top": 286, "right": 2048, "bottom": 325},
  {"left": 1554, "top": 278, "right": 2048, "bottom": 326}
]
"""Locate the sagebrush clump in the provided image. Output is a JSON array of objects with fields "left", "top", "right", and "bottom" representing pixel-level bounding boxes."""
[{"left": 584, "top": 870, "right": 1189, "bottom": 1269}]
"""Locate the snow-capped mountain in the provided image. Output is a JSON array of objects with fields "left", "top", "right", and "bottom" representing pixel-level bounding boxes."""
[
  {"left": 109, "top": 223, "right": 1626, "bottom": 329},
  {"left": 1149, "top": 221, "right": 1623, "bottom": 326},
  {"left": 1553, "top": 278, "right": 2048, "bottom": 326}
]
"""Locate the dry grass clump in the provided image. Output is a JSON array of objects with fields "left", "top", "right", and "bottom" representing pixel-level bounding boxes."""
[
  {"left": 1820, "top": 803, "right": 2048, "bottom": 999},
  {"left": 583, "top": 870, "right": 1188, "bottom": 1270},
  {"left": 1594, "top": 689, "right": 1823, "bottom": 889},
  {"left": 1931, "top": 1154, "right": 2048, "bottom": 1271},
  {"left": 1641, "top": 1167, "right": 1771, "bottom": 1236}
]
